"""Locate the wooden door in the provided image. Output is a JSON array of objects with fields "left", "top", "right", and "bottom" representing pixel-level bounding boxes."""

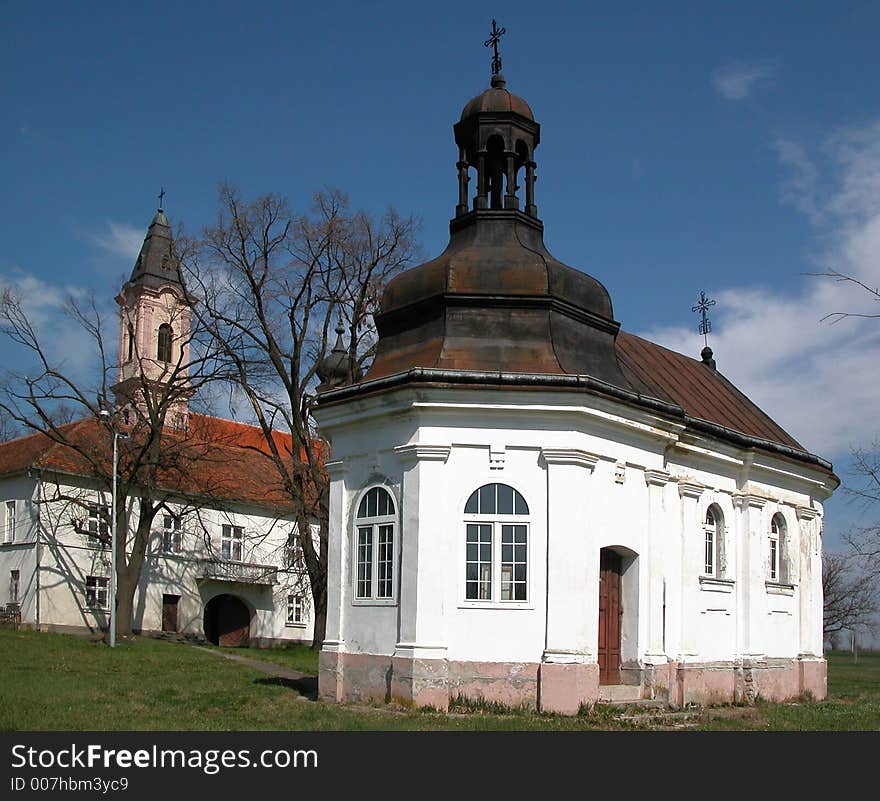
[
  {"left": 598, "top": 549, "right": 622, "bottom": 684},
  {"left": 216, "top": 595, "right": 250, "bottom": 647},
  {"left": 162, "top": 594, "right": 180, "bottom": 633}
]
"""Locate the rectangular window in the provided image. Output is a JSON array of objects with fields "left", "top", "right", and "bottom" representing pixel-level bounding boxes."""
[
  {"left": 10, "top": 570, "right": 20, "bottom": 604},
  {"left": 162, "top": 515, "right": 182, "bottom": 554},
  {"left": 5, "top": 501, "right": 15, "bottom": 543},
  {"left": 356, "top": 527, "right": 373, "bottom": 599},
  {"left": 770, "top": 537, "right": 778, "bottom": 581},
  {"left": 466, "top": 524, "right": 493, "bottom": 600},
  {"left": 287, "top": 594, "right": 304, "bottom": 625},
  {"left": 85, "top": 576, "right": 109, "bottom": 609},
  {"left": 376, "top": 524, "right": 394, "bottom": 599},
  {"left": 87, "top": 503, "right": 109, "bottom": 549},
  {"left": 705, "top": 529, "right": 715, "bottom": 576},
  {"left": 221, "top": 524, "right": 244, "bottom": 561},
  {"left": 500, "top": 524, "right": 527, "bottom": 601}
]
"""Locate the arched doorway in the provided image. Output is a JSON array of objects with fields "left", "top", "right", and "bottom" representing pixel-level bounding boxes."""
[{"left": 203, "top": 594, "right": 251, "bottom": 647}]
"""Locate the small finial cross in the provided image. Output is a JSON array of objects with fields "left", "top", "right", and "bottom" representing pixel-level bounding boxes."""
[
  {"left": 484, "top": 19, "right": 506, "bottom": 76},
  {"left": 157, "top": 187, "right": 166, "bottom": 210},
  {"left": 691, "top": 291, "right": 716, "bottom": 348}
]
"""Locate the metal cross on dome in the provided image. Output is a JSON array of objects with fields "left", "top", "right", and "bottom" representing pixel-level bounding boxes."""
[
  {"left": 484, "top": 19, "right": 506, "bottom": 76},
  {"left": 692, "top": 291, "right": 716, "bottom": 348},
  {"left": 158, "top": 187, "right": 166, "bottom": 210}
]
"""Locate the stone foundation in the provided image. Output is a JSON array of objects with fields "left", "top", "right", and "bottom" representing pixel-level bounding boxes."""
[{"left": 319, "top": 651, "right": 827, "bottom": 712}]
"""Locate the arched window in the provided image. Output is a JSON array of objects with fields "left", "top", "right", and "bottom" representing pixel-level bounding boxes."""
[
  {"left": 770, "top": 513, "right": 787, "bottom": 582},
  {"left": 157, "top": 323, "right": 172, "bottom": 363},
  {"left": 127, "top": 322, "right": 135, "bottom": 362},
  {"left": 464, "top": 483, "right": 529, "bottom": 603},
  {"left": 703, "top": 505, "right": 723, "bottom": 577},
  {"left": 354, "top": 487, "right": 396, "bottom": 601}
]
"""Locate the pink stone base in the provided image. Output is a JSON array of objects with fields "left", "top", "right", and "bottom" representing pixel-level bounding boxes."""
[
  {"left": 317, "top": 652, "right": 827, "bottom": 711},
  {"left": 539, "top": 662, "right": 599, "bottom": 714}
]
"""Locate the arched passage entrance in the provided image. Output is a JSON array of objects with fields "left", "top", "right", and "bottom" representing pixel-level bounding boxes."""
[{"left": 203, "top": 594, "right": 251, "bottom": 647}]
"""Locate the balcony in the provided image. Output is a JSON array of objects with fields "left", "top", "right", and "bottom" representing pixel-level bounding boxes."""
[{"left": 196, "top": 559, "right": 278, "bottom": 586}]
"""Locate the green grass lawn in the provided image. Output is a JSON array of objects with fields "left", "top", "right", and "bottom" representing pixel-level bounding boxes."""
[{"left": 1, "top": 630, "right": 877, "bottom": 731}]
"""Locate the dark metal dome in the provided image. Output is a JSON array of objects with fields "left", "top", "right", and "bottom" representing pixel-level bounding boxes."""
[{"left": 460, "top": 73, "right": 534, "bottom": 121}]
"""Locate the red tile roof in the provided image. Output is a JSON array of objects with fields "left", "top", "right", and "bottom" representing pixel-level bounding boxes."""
[{"left": 0, "top": 414, "right": 309, "bottom": 513}]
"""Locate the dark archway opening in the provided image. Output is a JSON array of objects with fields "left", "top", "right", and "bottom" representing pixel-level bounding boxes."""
[{"left": 203, "top": 593, "right": 251, "bottom": 647}]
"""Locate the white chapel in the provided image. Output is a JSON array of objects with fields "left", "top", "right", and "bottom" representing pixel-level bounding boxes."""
[{"left": 312, "top": 64, "right": 838, "bottom": 712}]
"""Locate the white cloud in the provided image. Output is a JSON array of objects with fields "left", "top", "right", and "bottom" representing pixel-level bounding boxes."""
[
  {"left": 712, "top": 62, "right": 774, "bottom": 101},
  {"left": 90, "top": 221, "right": 143, "bottom": 261},
  {"left": 640, "top": 121, "right": 880, "bottom": 459},
  {"left": 0, "top": 271, "right": 105, "bottom": 380}
]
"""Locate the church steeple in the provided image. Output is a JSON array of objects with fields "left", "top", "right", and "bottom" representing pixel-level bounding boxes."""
[{"left": 112, "top": 200, "right": 192, "bottom": 428}]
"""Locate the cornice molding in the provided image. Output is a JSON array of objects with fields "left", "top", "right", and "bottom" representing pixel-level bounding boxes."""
[
  {"left": 732, "top": 493, "right": 767, "bottom": 510},
  {"left": 796, "top": 505, "right": 819, "bottom": 521},
  {"left": 393, "top": 444, "right": 451, "bottom": 465},
  {"left": 324, "top": 459, "right": 349, "bottom": 478},
  {"left": 644, "top": 469, "right": 671, "bottom": 487},
  {"left": 540, "top": 448, "right": 600, "bottom": 471},
  {"left": 677, "top": 480, "right": 706, "bottom": 499}
]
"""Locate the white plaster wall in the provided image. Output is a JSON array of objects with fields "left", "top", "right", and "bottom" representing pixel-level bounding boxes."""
[
  {"left": 317, "top": 383, "right": 833, "bottom": 670},
  {"left": 0, "top": 473, "right": 312, "bottom": 643}
]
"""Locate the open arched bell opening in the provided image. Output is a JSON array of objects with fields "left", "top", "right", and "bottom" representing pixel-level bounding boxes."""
[{"left": 203, "top": 593, "right": 251, "bottom": 647}]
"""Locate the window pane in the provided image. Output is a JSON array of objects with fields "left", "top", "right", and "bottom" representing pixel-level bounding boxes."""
[
  {"left": 497, "top": 484, "right": 514, "bottom": 515},
  {"left": 479, "top": 484, "right": 496, "bottom": 515},
  {"left": 514, "top": 491, "right": 528, "bottom": 515},
  {"left": 357, "top": 527, "right": 373, "bottom": 598},
  {"left": 464, "top": 491, "right": 478, "bottom": 514},
  {"left": 466, "top": 543, "right": 477, "bottom": 561},
  {"left": 367, "top": 489, "right": 378, "bottom": 518},
  {"left": 500, "top": 524, "right": 527, "bottom": 602},
  {"left": 466, "top": 524, "right": 492, "bottom": 601},
  {"left": 357, "top": 495, "right": 368, "bottom": 518},
  {"left": 377, "top": 524, "right": 393, "bottom": 598}
]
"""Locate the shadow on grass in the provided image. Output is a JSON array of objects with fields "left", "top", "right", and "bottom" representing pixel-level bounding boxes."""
[{"left": 254, "top": 675, "right": 318, "bottom": 700}]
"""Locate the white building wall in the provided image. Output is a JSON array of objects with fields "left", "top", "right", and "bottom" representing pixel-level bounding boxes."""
[{"left": 319, "top": 384, "right": 832, "bottom": 681}]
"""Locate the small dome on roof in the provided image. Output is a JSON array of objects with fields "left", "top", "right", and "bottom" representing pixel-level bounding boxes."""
[{"left": 460, "top": 74, "right": 534, "bottom": 121}]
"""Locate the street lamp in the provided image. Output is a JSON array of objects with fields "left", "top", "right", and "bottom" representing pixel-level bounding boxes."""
[{"left": 99, "top": 409, "right": 128, "bottom": 648}]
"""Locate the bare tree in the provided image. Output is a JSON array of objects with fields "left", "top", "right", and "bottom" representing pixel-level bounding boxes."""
[
  {"left": 823, "top": 550, "right": 880, "bottom": 640},
  {"left": 0, "top": 272, "right": 230, "bottom": 638},
  {"left": 185, "top": 185, "right": 420, "bottom": 648},
  {"left": 808, "top": 269, "right": 880, "bottom": 324}
]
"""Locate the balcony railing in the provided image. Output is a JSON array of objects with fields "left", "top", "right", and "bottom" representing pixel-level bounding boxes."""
[{"left": 196, "top": 559, "right": 278, "bottom": 586}]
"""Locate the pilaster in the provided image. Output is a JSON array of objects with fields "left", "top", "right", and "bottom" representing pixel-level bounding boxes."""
[
  {"left": 643, "top": 470, "right": 671, "bottom": 664},
  {"left": 538, "top": 448, "right": 600, "bottom": 712},
  {"left": 677, "top": 481, "right": 706, "bottom": 658},
  {"left": 796, "top": 505, "right": 821, "bottom": 657},
  {"left": 732, "top": 493, "right": 767, "bottom": 659}
]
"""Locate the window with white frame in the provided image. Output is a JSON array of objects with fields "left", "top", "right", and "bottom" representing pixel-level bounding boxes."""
[
  {"left": 4, "top": 501, "right": 15, "bottom": 543},
  {"left": 221, "top": 524, "right": 244, "bottom": 561},
  {"left": 10, "top": 570, "right": 20, "bottom": 604},
  {"left": 286, "top": 594, "right": 305, "bottom": 625},
  {"left": 770, "top": 513, "right": 787, "bottom": 582},
  {"left": 85, "top": 576, "right": 109, "bottom": 609},
  {"left": 162, "top": 515, "right": 182, "bottom": 554},
  {"left": 87, "top": 503, "right": 109, "bottom": 549},
  {"left": 703, "top": 505, "right": 723, "bottom": 577},
  {"left": 354, "top": 486, "right": 396, "bottom": 601},
  {"left": 464, "top": 483, "right": 529, "bottom": 603}
]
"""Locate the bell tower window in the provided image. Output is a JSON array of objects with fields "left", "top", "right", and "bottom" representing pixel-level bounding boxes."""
[{"left": 157, "top": 324, "right": 172, "bottom": 363}]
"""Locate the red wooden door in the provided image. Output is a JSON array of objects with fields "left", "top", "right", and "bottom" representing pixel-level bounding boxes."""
[
  {"left": 217, "top": 595, "right": 250, "bottom": 647},
  {"left": 598, "top": 549, "right": 622, "bottom": 685}
]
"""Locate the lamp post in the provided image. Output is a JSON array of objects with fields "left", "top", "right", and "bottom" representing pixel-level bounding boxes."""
[{"left": 99, "top": 410, "right": 127, "bottom": 648}]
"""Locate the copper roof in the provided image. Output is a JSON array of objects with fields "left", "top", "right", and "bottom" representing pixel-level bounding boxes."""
[
  {"left": 615, "top": 331, "right": 804, "bottom": 451},
  {"left": 460, "top": 74, "right": 534, "bottom": 121}
]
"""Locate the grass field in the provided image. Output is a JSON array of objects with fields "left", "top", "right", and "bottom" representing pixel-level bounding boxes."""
[{"left": 1, "top": 629, "right": 877, "bottom": 730}]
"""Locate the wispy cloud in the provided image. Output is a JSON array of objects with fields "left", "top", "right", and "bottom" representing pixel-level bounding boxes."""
[
  {"left": 712, "top": 62, "right": 774, "bottom": 101},
  {"left": 89, "top": 221, "right": 143, "bottom": 261},
  {"left": 641, "top": 120, "right": 880, "bottom": 459}
]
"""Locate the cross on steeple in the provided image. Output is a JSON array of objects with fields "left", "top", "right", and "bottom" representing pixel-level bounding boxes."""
[
  {"left": 484, "top": 19, "right": 506, "bottom": 76},
  {"left": 691, "top": 290, "right": 716, "bottom": 348},
  {"left": 157, "top": 187, "right": 166, "bottom": 210}
]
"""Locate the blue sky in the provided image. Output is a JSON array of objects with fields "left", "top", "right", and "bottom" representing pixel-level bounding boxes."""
[{"left": 3, "top": 1, "right": 880, "bottom": 546}]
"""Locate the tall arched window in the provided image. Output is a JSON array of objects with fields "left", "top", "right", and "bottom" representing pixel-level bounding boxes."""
[
  {"left": 770, "top": 513, "right": 787, "bottom": 582},
  {"left": 354, "top": 487, "right": 396, "bottom": 601},
  {"left": 464, "top": 483, "right": 529, "bottom": 603},
  {"left": 703, "top": 505, "right": 723, "bottom": 577},
  {"left": 127, "top": 322, "right": 135, "bottom": 362},
  {"left": 157, "top": 323, "right": 172, "bottom": 363}
]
